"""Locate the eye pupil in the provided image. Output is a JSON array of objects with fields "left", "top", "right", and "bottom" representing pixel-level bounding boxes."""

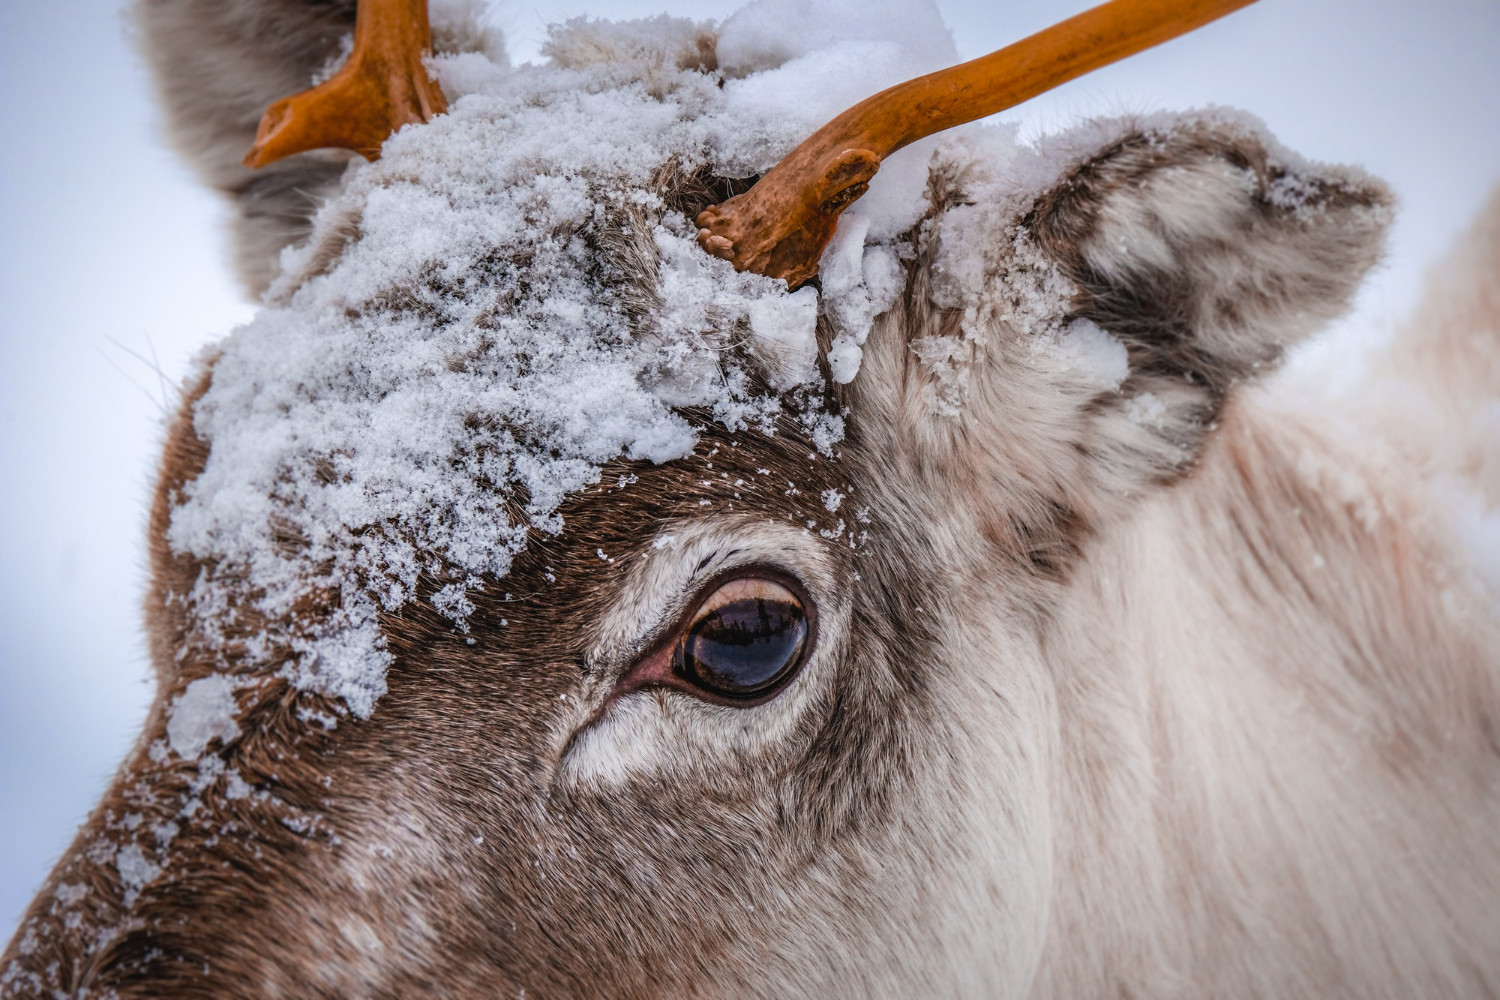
[{"left": 677, "top": 585, "right": 809, "bottom": 700}]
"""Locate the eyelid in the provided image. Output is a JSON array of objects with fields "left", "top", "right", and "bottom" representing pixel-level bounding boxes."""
[
  {"left": 686, "top": 576, "right": 798, "bottom": 629},
  {"left": 610, "top": 564, "right": 818, "bottom": 706}
]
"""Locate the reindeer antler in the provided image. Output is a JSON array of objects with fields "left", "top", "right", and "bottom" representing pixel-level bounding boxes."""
[
  {"left": 696, "top": 0, "right": 1257, "bottom": 287},
  {"left": 244, "top": 0, "right": 447, "bottom": 168}
]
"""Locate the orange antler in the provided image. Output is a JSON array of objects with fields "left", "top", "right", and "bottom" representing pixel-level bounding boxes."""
[
  {"left": 696, "top": 0, "right": 1257, "bottom": 287},
  {"left": 244, "top": 0, "right": 447, "bottom": 168}
]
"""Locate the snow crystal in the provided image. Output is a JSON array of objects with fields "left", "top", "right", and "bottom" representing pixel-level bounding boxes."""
[
  {"left": 224, "top": 770, "right": 253, "bottom": 801},
  {"left": 114, "top": 845, "right": 161, "bottom": 907},
  {"left": 52, "top": 884, "right": 88, "bottom": 907},
  {"left": 166, "top": 674, "right": 240, "bottom": 760},
  {"left": 1124, "top": 392, "right": 1168, "bottom": 429},
  {"left": 1039, "top": 318, "right": 1130, "bottom": 392},
  {"left": 747, "top": 286, "right": 820, "bottom": 386}
]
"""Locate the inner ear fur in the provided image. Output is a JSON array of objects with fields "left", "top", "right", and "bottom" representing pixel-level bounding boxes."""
[{"left": 1030, "top": 118, "right": 1393, "bottom": 400}]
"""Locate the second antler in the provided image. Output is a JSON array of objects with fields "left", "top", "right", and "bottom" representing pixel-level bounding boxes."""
[
  {"left": 244, "top": 0, "right": 446, "bottom": 168},
  {"left": 696, "top": 0, "right": 1258, "bottom": 287}
]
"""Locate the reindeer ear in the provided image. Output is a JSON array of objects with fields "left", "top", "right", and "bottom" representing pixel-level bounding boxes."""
[{"left": 1029, "top": 118, "right": 1393, "bottom": 398}]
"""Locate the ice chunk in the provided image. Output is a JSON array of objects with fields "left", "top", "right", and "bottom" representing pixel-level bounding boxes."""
[
  {"left": 748, "top": 287, "right": 820, "bottom": 386},
  {"left": 166, "top": 675, "right": 241, "bottom": 760},
  {"left": 115, "top": 845, "right": 161, "bottom": 907}
]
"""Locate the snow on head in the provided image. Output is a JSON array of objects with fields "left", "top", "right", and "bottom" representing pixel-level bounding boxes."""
[
  {"left": 166, "top": 1, "right": 976, "bottom": 728},
  {"left": 166, "top": 674, "right": 241, "bottom": 759}
]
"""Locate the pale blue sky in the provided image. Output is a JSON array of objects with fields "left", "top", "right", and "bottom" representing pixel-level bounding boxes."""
[{"left": 2, "top": 0, "right": 1497, "bottom": 934}]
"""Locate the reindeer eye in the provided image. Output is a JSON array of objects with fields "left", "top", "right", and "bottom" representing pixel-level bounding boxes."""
[{"left": 673, "top": 576, "right": 810, "bottom": 702}]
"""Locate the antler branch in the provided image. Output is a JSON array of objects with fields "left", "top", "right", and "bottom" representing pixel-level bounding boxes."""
[
  {"left": 695, "top": 0, "right": 1257, "bottom": 287},
  {"left": 244, "top": 0, "right": 447, "bottom": 168}
]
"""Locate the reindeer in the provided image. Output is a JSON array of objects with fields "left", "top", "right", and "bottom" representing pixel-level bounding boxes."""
[{"left": 4, "top": 0, "right": 1498, "bottom": 995}]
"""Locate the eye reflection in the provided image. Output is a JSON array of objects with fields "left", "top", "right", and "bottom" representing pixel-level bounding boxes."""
[{"left": 674, "top": 576, "right": 810, "bottom": 701}]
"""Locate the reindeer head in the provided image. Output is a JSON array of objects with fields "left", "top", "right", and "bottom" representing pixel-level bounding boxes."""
[{"left": 3, "top": 1, "right": 1398, "bottom": 996}]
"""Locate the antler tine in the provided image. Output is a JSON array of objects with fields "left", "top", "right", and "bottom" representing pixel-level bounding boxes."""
[
  {"left": 696, "top": 0, "right": 1257, "bottom": 287},
  {"left": 244, "top": 0, "right": 447, "bottom": 168}
]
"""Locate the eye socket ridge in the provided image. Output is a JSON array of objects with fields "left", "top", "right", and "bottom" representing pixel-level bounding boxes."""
[{"left": 620, "top": 565, "right": 818, "bottom": 708}]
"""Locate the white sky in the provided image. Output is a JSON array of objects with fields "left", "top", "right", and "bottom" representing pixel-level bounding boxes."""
[{"left": 1, "top": 0, "right": 1497, "bottom": 935}]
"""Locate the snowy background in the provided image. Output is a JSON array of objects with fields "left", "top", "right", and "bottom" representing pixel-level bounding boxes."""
[{"left": 1, "top": 0, "right": 1496, "bottom": 935}]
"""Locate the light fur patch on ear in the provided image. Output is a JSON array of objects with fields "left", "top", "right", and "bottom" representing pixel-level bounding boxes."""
[
  {"left": 1087, "top": 156, "right": 1258, "bottom": 277},
  {"left": 1032, "top": 117, "right": 1394, "bottom": 398}
]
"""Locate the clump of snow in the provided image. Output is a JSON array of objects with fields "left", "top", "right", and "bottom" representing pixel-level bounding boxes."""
[
  {"left": 165, "top": 674, "right": 241, "bottom": 760},
  {"left": 52, "top": 884, "right": 88, "bottom": 907},
  {"left": 715, "top": 0, "right": 954, "bottom": 79},
  {"left": 1037, "top": 318, "right": 1130, "bottom": 391},
  {"left": 224, "top": 769, "right": 254, "bottom": 801},
  {"left": 820, "top": 212, "right": 907, "bottom": 383},
  {"left": 747, "top": 286, "right": 820, "bottom": 386},
  {"left": 114, "top": 845, "right": 161, "bottom": 908},
  {"left": 152, "top": 821, "right": 180, "bottom": 848},
  {"left": 170, "top": 1, "right": 971, "bottom": 723},
  {"left": 1124, "top": 391, "right": 1168, "bottom": 429}
]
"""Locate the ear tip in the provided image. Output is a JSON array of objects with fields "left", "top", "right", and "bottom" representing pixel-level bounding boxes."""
[
  {"left": 1264, "top": 158, "right": 1395, "bottom": 221},
  {"left": 1259, "top": 163, "right": 1399, "bottom": 294},
  {"left": 1188, "top": 112, "right": 1398, "bottom": 234}
]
